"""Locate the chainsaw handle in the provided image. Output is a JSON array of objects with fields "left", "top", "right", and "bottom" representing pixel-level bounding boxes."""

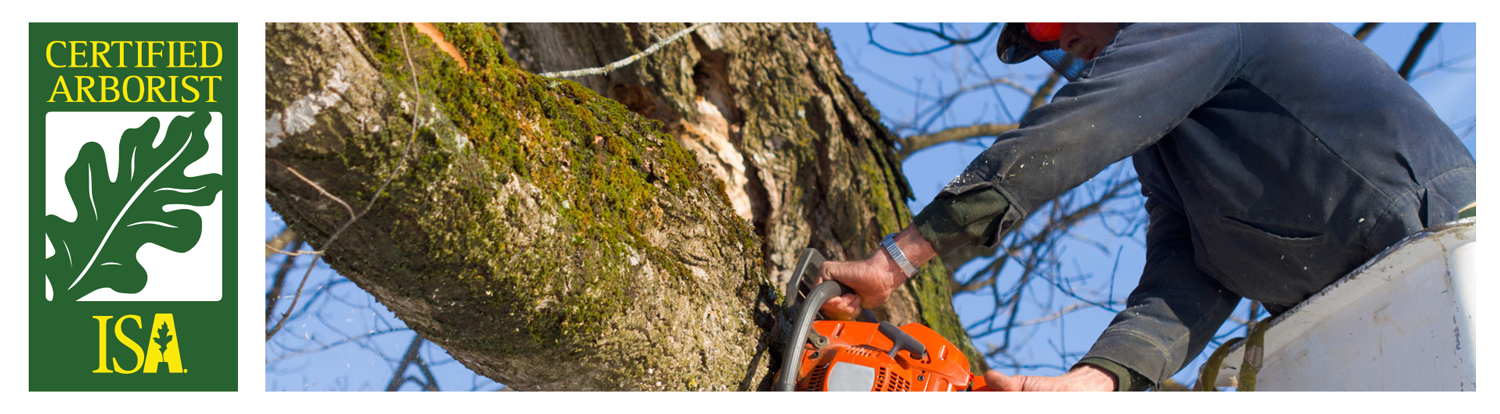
[
  {"left": 776, "top": 278, "right": 849, "bottom": 391},
  {"left": 877, "top": 321, "right": 927, "bottom": 360}
]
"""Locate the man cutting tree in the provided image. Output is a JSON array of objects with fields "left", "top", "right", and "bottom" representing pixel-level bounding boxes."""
[{"left": 816, "top": 23, "right": 1475, "bottom": 391}]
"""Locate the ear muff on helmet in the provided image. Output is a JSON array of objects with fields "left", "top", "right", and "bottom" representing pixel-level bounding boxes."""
[{"left": 997, "top": 22, "right": 1088, "bottom": 81}]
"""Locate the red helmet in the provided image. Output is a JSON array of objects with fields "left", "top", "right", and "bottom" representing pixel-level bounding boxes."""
[
  {"left": 1026, "top": 23, "right": 1062, "bottom": 42},
  {"left": 997, "top": 22, "right": 1087, "bottom": 81}
]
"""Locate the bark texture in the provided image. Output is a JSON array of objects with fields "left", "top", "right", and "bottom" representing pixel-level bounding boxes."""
[{"left": 265, "top": 23, "right": 980, "bottom": 391}]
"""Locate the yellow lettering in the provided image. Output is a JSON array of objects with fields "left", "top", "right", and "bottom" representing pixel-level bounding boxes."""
[
  {"left": 147, "top": 76, "right": 172, "bottom": 103},
  {"left": 143, "top": 314, "right": 183, "bottom": 373},
  {"left": 167, "top": 41, "right": 176, "bottom": 68},
  {"left": 99, "top": 76, "right": 119, "bottom": 102},
  {"left": 180, "top": 76, "right": 199, "bottom": 103},
  {"left": 201, "top": 41, "right": 223, "bottom": 68},
  {"left": 146, "top": 41, "right": 163, "bottom": 68},
  {"left": 92, "top": 316, "right": 114, "bottom": 373},
  {"left": 45, "top": 41, "right": 66, "bottom": 68},
  {"left": 178, "top": 41, "right": 196, "bottom": 67},
  {"left": 48, "top": 76, "right": 73, "bottom": 103},
  {"left": 123, "top": 76, "right": 144, "bottom": 103},
  {"left": 69, "top": 40, "right": 86, "bottom": 67},
  {"left": 91, "top": 41, "right": 111, "bottom": 68},
  {"left": 75, "top": 76, "right": 97, "bottom": 102},
  {"left": 112, "top": 315, "right": 144, "bottom": 374},
  {"left": 112, "top": 41, "right": 130, "bottom": 67},
  {"left": 202, "top": 76, "right": 222, "bottom": 102}
]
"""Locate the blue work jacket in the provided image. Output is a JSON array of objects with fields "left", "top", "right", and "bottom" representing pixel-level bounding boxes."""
[{"left": 916, "top": 23, "right": 1476, "bottom": 386}]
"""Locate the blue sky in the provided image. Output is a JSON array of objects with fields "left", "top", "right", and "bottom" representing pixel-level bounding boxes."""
[{"left": 264, "top": 23, "right": 1476, "bottom": 390}]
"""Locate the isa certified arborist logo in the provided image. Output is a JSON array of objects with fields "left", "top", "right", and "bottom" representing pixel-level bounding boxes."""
[{"left": 30, "top": 23, "right": 237, "bottom": 391}]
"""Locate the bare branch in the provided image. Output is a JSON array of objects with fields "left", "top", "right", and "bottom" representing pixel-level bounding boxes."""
[
  {"left": 265, "top": 236, "right": 301, "bottom": 323},
  {"left": 1352, "top": 23, "right": 1380, "bottom": 42},
  {"left": 266, "top": 327, "right": 412, "bottom": 364},
  {"left": 539, "top": 23, "right": 713, "bottom": 78},
  {"left": 900, "top": 123, "right": 1017, "bottom": 159},
  {"left": 264, "top": 245, "right": 322, "bottom": 257},
  {"left": 265, "top": 228, "right": 297, "bottom": 259},
  {"left": 387, "top": 334, "right": 426, "bottom": 391},
  {"left": 1398, "top": 23, "right": 1442, "bottom": 80},
  {"left": 1012, "top": 301, "right": 1117, "bottom": 327},
  {"left": 1027, "top": 73, "right": 1061, "bottom": 112},
  {"left": 866, "top": 23, "right": 999, "bottom": 57}
]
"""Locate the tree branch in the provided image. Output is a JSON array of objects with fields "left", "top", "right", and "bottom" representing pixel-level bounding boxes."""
[
  {"left": 265, "top": 236, "right": 301, "bottom": 323},
  {"left": 1027, "top": 73, "right": 1061, "bottom": 112},
  {"left": 1398, "top": 23, "right": 1441, "bottom": 80},
  {"left": 866, "top": 23, "right": 998, "bottom": 57},
  {"left": 387, "top": 334, "right": 426, "bottom": 391},
  {"left": 1352, "top": 23, "right": 1380, "bottom": 42},
  {"left": 539, "top": 23, "right": 713, "bottom": 78},
  {"left": 899, "top": 123, "right": 1017, "bottom": 159},
  {"left": 265, "top": 228, "right": 297, "bottom": 259}
]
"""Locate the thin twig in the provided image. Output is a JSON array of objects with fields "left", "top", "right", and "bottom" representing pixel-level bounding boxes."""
[
  {"left": 266, "top": 327, "right": 412, "bottom": 364},
  {"left": 866, "top": 23, "right": 998, "bottom": 57},
  {"left": 285, "top": 167, "right": 354, "bottom": 218},
  {"left": 265, "top": 237, "right": 300, "bottom": 323},
  {"left": 539, "top": 23, "right": 713, "bottom": 78},
  {"left": 264, "top": 245, "right": 323, "bottom": 257},
  {"left": 267, "top": 24, "right": 426, "bottom": 341},
  {"left": 265, "top": 228, "right": 298, "bottom": 259}
]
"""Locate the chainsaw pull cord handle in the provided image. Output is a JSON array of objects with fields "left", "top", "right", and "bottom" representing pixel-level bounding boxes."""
[{"left": 776, "top": 249, "right": 852, "bottom": 391}]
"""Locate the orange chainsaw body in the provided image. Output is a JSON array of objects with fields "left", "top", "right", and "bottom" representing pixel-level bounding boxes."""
[{"left": 793, "top": 320, "right": 988, "bottom": 391}]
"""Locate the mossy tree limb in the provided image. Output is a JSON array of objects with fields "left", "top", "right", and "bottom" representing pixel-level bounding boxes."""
[
  {"left": 265, "top": 22, "right": 980, "bottom": 390},
  {"left": 267, "top": 23, "right": 769, "bottom": 390},
  {"left": 499, "top": 23, "right": 982, "bottom": 373}
]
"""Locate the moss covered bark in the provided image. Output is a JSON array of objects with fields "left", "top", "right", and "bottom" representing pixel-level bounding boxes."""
[
  {"left": 498, "top": 23, "right": 983, "bottom": 373},
  {"left": 267, "top": 23, "right": 771, "bottom": 390},
  {"left": 265, "top": 22, "right": 981, "bottom": 390}
]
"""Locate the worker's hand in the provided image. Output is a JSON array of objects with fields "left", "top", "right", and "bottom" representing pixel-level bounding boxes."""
[
  {"left": 814, "top": 249, "right": 906, "bottom": 320},
  {"left": 814, "top": 226, "right": 936, "bottom": 320},
  {"left": 983, "top": 365, "right": 1117, "bottom": 392}
]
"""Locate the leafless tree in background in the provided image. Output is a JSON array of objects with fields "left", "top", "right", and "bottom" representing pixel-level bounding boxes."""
[{"left": 263, "top": 22, "right": 1468, "bottom": 391}]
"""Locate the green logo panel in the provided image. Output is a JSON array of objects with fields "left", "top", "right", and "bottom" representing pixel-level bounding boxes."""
[{"left": 30, "top": 23, "right": 237, "bottom": 391}]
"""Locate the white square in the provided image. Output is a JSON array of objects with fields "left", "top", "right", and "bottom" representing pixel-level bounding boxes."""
[{"left": 44, "top": 111, "right": 223, "bottom": 301}]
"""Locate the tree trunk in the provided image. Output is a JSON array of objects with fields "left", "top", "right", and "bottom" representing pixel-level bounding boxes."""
[{"left": 264, "top": 22, "right": 979, "bottom": 391}]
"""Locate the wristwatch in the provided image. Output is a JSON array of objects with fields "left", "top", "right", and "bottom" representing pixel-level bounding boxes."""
[{"left": 881, "top": 233, "right": 918, "bottom": 278}]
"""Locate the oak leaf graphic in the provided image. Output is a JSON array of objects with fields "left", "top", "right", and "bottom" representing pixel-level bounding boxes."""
[
  {"left": 43, "top": 112, "right": 222, "bottom": 302},
  {"left": 155, "top": 321, "right": 174, "bottom": 353}
]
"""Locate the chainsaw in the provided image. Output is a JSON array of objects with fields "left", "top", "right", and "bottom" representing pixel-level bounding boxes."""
[{"left": 775, "top": 248, "right": 989, "bottom": 391}]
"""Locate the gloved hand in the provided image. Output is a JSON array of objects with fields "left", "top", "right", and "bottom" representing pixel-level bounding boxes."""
[{"left": 814, "top": 226, "right": 935, "bottom": 320}]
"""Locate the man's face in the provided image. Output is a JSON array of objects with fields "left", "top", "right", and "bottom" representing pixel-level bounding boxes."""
[{"left": 1059, "top": 23, "right": 1119, "bottom": 61}]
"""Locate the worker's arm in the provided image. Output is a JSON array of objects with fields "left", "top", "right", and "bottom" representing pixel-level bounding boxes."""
[
  {"left": 1078, "top": 189, "right": 1243, "bottom": 390},
  {"left": 924, "top": 23, "right": 1243, "bottom": 257},
  {"left": 820, "top": 23, "right": 1243, "bottom": 314}
]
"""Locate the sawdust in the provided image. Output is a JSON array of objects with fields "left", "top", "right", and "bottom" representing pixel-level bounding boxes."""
[{"left": 413, "top": 22, "right": 469, "bottom": 71}]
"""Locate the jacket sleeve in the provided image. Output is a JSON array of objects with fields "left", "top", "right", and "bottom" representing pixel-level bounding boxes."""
[
  {"left": 1080, "top": 193, "right": 1242, "bottom": 386},
  {"left": 920, "top": 24, "right": 1243, "bottom": 251}
]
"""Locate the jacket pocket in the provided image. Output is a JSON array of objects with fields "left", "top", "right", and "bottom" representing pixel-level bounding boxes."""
[{"left": 1194, "top": 215, "right": 1359, "bottom": 308}]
